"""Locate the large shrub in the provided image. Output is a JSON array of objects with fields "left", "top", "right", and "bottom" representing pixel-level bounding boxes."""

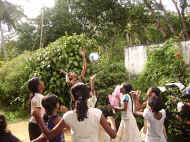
[
  {"left": 27, "top": 34, "right": 99, "bottom": 106},
  {"left": 0, "top": 52, "right": 31, "bottom": 109},
  {"left": 131, "top": 39, "right": 190, "bottom": 141},
  {"left": 134, "top": 39, "right": 187, "bottom": 92}
]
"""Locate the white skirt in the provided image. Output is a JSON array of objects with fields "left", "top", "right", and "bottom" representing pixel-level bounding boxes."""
[{"left": 115, "top": 113, "right": 141, "bottom": 142}]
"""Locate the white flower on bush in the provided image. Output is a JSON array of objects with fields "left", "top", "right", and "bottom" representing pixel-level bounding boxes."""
[{"left": 177, "top": 102, "right": 184, "bottom": 112}]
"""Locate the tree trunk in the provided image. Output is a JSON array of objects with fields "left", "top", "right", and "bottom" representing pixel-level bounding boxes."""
[
  {"left": 171, "top": 0, "right": 189, "bottom": 40},
  {"left": 143, "top": 0, "right": 168, "bottom": 38},
  {"left": 158, "top": 0, "right": 176, "bottom": 34},
  {"left": 0, "top": 22, "right": 7, "bottom": 59}
]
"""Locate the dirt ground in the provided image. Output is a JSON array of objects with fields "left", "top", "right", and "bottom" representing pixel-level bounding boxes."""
[{"left": 8, "top": 120, "right": 71, "bottom": 142}]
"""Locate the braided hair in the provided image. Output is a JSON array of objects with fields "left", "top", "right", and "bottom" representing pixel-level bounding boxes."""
[{"left": 71, "top": 84, "right": 90, "bottom": 121}]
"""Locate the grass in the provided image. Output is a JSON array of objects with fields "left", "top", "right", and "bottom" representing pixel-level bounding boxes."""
[{"left": 0, "top": 106, "right": 28, "bottom": 123}]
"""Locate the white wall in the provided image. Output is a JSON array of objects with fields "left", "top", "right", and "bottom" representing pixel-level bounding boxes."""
[{"left": 125, "top": 41, "right": 190, "bottom": 74}]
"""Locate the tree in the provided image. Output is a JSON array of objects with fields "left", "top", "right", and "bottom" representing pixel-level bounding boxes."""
[
  {"left": 0, "top": 0, "right": 24, "bottom": 59},
  {"left": 171, "top": 0, "right": 190, "bottom": 40}
]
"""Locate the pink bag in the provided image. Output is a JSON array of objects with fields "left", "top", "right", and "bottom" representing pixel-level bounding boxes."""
[{"left": 108, "top": 85, "right": 122, "bottom": 107}]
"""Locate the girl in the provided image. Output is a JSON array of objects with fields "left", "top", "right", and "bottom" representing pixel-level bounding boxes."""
[
  {"left": 134, "top": 87, "right": 161, "bottom": 141},
  {"left": 99, "top": 106, "right": 116, "bottom": 142},
  {"left": 142, "top": 96, "right": 167, "bottom": 142},
  {"left": 33, "top": 84, "right": 116, "bottom": 142},
  {"left": 113, "top": 83, "right": 141, "bottom": 142},
  {"left": 87, "top": 74, "right": 97, "bottom": 108},
  {"left": 0, "top": 114, "right": 21, "bottom": 142},
  {"left": 28, "top": 77, "right": 45, "bottom": 140},
  {"left": 60, "top": 48, "right": 87, "bottom": 87},
  {"left": 41, "top": 94, "right": 65, "bottom": 142}
]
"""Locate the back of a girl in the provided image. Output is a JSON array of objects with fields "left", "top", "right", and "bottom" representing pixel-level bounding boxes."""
[
  {"left": 99, "top": 106, "right": 116, "bottom": 142},
  {"left": 31, "top": 84, "right": 116, "bottom": 142},
  {"left": 143, "top": 96, "right": 167, "bottom": 142}
]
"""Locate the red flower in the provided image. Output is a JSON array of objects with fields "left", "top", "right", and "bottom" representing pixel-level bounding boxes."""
[{"left": 175, "top": 52, "right": 181, "bottom": 59}]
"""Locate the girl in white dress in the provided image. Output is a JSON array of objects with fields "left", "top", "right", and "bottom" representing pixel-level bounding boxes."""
[
  {"left": 32, "top": 84, "right": 116, "bottom": 142},
  {"left": 136, "top": 95, "right": 167, "bottom": 142},
  {"left": 99, "top": 106, "right": 116, "bottom": 142},
  {"left": 28, "top": 77, "right": 45, "bottom": 141},
  {"left": 113, "top": 83, "right": 141, "bottom": 142}
]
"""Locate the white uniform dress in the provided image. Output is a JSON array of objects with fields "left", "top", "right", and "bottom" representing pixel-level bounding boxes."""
[
  {"left": 30, "top": 93, "right": 45, "bottom": 123},
  {"left": 116, "top": 94, "right": 141, "bottom": 142},
  {"left": 143, "top": 108, "right": 167, "bottom": 142},
  {"left": 63, "top": 108, "right": 102, "bottom": 142}
]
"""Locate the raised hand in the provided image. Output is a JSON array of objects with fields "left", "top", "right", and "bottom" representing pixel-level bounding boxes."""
[{"left": 80, "top": 48, "right": 86, "bottom": 57}]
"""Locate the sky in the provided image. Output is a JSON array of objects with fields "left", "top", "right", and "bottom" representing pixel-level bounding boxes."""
[
  {"left": 7, "top": 0, "right": 176, "bottom": 18},
  {"left": 7, "top": 0, "right": 55, "bottom": 18}
]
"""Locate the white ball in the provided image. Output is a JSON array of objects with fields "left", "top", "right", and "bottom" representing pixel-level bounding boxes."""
[{"left": 89, "top": 52, "right": 99, "bottom": 62}]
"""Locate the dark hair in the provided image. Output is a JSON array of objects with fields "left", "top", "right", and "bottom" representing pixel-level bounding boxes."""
[
  {"left": 123, "top": 83, "right": 133, "bottom": 94},
  {"left": 99, "top": 106, "right": 114, "bottom": 118},
  {"left": 148, "top": 96, "right": 162, "bottom": 112},
  {"left": 28, "top": 77, "right": 41, "bottom": 95},
  {"left": 150, "top": 87, "right": 161, "bottom": 97},
  {"left": 42, "top": 94, "right": 59, "bottom": 115},
  {"left": 28, "top": 77, "right": 41, "bottom": 112},
  {"left": 71, "top": 84, "right": 90, "bottom": 121},
  {"left": 0, "top": 114, "right": 7, "bottom": 133},
  {"left": 180, "top": 104, "right": 190, "bottom": 120}
]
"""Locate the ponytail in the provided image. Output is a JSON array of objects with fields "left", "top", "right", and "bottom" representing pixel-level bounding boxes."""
[
  {"left": 76, "top": 96, "right": 88, "bottom": 121},
  {"left": 71, "top": 84, "right": 90, "bottom": 121},
  {"left": 28, "top": 77, "right": 41, "bottom": 112}
]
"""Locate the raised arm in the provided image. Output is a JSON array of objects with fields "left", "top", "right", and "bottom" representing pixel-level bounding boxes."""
[
  {"left": 90, "top": 74, "right": 96, "bottom": 96},
  {"left": 100, "top": 114, "right": 116, "bottom": 138},
  {"left": 32, "top": 111, "right": 66, "bottom": 140},
  {"left": 113, "top": 101, "right": 127, "bottom": 111},
  {"left": 80, "top": 48, "right": 87, "bottom": 81}
]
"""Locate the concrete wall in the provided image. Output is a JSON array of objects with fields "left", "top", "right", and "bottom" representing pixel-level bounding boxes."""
[{"left": 124, "top": 41, "right": 190, "bottom": 74}]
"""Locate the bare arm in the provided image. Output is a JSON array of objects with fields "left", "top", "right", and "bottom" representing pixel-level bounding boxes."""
[
  {"left": 134, "top": 111, "right": 143, "bottom": 117},
  {"left": 90, "top": 74, "right": 96, "bottom": 96},
  {"left": 163, "top": 126, "right": 167, "bottom": 140},
  {"left": 100, "top": 114, "right": 116, "bottom": 138},
  {"left": 80, "top": 48, "right": 87, "bottom": 80},
  {"left": 32, "top": 111, "right": 66, "bottom": 140},
  {"left": 114, "top": 101, "right": 128, "bottom": 112},
  {"left": 32, "top": 134, "right": 47, "bottom": 142}
]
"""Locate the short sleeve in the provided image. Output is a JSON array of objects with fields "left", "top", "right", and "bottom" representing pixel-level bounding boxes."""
[
  {"left": 87, "top": 96, "right": 97, "bottom": 108},
  {"left": 161, "top": 109, "right": 166, "bottom": 119},
  {"left": 143, "top": 108, "right": 151, "bottom": 120},
  {"left": 91, "top": 108, "right": 102, "bottom": 123},
  {"left": 31, "top": 97, "right": 41, "bottom": 108},
  {"left": 63, "top": 111, "right": 73, "bottom": 126},
  {"left": 123, "top": 95, "right": 129, "bottom": 102}
]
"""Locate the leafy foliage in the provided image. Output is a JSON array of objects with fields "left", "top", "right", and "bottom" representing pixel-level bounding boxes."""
[
  {"left": 28, "top": 34, "right": 98, "bottom": 106},
  {"left": 135, "top": 39, "right": 187, "bottom": 92},
  {"left": 0, "top": 52, "right": 31, "bottom": 109}
]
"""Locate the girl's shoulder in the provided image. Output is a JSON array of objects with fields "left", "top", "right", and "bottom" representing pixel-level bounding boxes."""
[
  {"left": 160, "top": 109, "right": 166, "bottom": 119},
  {"left": 88, "top": 107, "right": 102, "bottom": 114},
  {"left": 122, "top": 94, "right": 129, "bottom": 102}
]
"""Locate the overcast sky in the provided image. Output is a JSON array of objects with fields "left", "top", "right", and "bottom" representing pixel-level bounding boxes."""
[{"left": 7, "top": 0, "right": 176, "bottom": 18}]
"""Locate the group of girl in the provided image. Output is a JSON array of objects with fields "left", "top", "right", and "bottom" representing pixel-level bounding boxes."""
[
  {"left": 26, "top": 72, "right": 167, "bottom": 142},
  {"left": 0, "top": 48, "right": 167, "bottom": 142}
]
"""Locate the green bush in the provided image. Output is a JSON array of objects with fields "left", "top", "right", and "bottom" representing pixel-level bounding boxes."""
[
  {"left": 94, "top": 61, "right": 128, "bottom": 105},
  {"left": 0, "top": 34, "right": 129, "bottom": 118},
  {"left": 135, "top": 39, "right": 187, "bottom": 92},
  {"left": 0, "top": 34, "right": 100, "bottom": 109},
  {"left": 131, "top": 39, "right": 190, "bottom": 140},
  {"left": 27, "top": 34, "right": 99, "bottom": 106},
  {"left": 0, "top": 52, "right": 31, "bottom": 109}
]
